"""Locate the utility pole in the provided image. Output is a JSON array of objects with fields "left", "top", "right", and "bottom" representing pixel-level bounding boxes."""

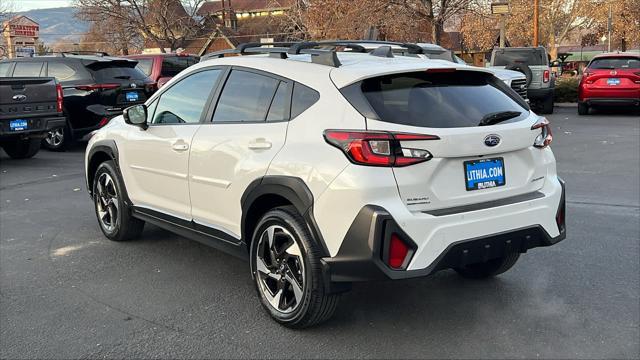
[
  {"left": 499, "top": 14, "right": 505, "bottom": 48},
  {"left": 607, "top": 3, "right": 612, "bottom": 52},
  {"left": 533, "top": 0, "right": 539, "bottom": 46}
]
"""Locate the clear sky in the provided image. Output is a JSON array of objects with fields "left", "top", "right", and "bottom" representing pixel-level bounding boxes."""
[{"left": 9, "top": 0, "right": 73, "bottom": 11}]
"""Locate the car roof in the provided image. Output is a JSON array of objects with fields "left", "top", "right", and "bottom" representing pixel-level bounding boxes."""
[
  {"left": 196, "top": 52, "right": 492, "bottom": 88},
  {"left": 592, "top": 52, "right": 640, "bottom": 59}
]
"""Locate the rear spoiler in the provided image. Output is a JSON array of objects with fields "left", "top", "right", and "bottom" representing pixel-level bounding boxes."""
[{"left": 82, "top": 58, "right": 139, "bottom": 69}]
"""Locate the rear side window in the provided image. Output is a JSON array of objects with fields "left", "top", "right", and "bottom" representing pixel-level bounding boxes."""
[
  {"left": 135, "top": 59, "right": 154, "bottom": 76},
  {"left": 213, "top": 70, "right": 281, "bottom": 123},
  {"left": 47, "top": 62, "right": 76, "bottom": 80},
  {"left": 266, "top": 81, "right": 290, "bottom": 122},
  {"left": 90, "top": 63, "right": 148, "bottom": 82},
  {"left": 588, "top": 57, "right": 640, "bottom": 70},
  {"left": 493, "top": 49, "right": 547, "bottom": 66},
  {"left": 347, "top": 71, "right": 528, "bottom": 128},
  {"left": 13, "top": 62, "right": 44, "bottom": 77},
  {"left": 161, "top": 56, "right": 197, "bottom": 77},
  {"left": 291, "top": 83, "right": 320, "bottom": 119}
]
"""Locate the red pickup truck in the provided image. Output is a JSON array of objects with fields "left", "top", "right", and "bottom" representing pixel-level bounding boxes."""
[{"left": 124, "top": 53, "right": 199, "bottom": 90}]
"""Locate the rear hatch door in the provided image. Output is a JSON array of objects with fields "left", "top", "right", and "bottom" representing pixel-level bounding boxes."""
[
  {"left": 585, "top": 56, "right": 640, "bottom": 91},
  {"left": 343, "top": 69, "right": 548, "bottom": 212},
  {"left": 84, "top": 58, "right": 153, "bottom": 110}
]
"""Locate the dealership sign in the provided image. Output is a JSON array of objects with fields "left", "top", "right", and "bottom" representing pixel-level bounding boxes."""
[{"left": 10, "top": 24, "right": 40, "bottom": 37}]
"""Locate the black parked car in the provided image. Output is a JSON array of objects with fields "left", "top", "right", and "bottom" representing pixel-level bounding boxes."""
[{"left": 0, "top": 54, "right": 155, "bottom": 150}]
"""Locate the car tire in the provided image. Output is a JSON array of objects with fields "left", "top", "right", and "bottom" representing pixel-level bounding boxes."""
[
  {"left": 250, "top": 205, "right": 340, "bottom": 328},
  {"left": 540, "top": 95, "right": 554, "bottom": 114},
  {"left": 42, "top": 124, "right": 71, "bottom": 151},
  {"left": 92, "top": 160, "right": 144, "bottom": 241},
  {"left": 578, "top": 102, "right": 589, "bottom": 115},
  {"left": 2, "top": 137, "right": 41, "bottom": 159},
  {"left": 454, "top": 252, "right": 520, "bottom": 279}
]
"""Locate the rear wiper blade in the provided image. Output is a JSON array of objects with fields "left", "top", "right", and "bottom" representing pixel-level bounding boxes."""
[
  {"left": 479, "top": 111, "right": 521, "bottom": 126},
  {"left": 114, "top": 75, "right": 131, "bottom": 79}
]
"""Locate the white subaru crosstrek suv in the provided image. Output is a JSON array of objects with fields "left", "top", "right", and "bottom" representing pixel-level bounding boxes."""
[{"left": 85, "top": 42, "right": 566, "bottom": 328}]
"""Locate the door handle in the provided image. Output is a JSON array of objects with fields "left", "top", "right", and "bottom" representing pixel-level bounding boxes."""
[
  {"left": 248, "top": 138, "right": 272, "bottom": 150},
  {"left": 172, "top": 140, "right": 189, "bottom": 152}
]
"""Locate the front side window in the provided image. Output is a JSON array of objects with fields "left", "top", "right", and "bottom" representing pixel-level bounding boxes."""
[
  {"left": 151, "top": 69, "right": 222, "bottom": 124},
  {"left": 213, "top": 70, "right": 281, "bottom": 123},
  {"left": 352, "top": 70, "right": 528, "bottom": 128},
  {"left": 13, "top": 62, "right": 44, "bottom": 77}
]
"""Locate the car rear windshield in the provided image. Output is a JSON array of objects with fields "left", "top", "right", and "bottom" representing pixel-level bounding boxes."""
[
  {"left": 589, "top": 56, "right": 640, "bottom": 70},
  {"left": 493, "top": 49, "right": 547, "bottom": 66},
  {"left": 342, "top": 70, "right": 529, "bottom": 128},
  {"left": 89, "top": 62, "right": 148, "bottom": 82}
]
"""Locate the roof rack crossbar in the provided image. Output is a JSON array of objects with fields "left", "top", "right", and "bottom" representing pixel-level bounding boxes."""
[
  {"left": 201, "top": 42, "right": 342, "bottom": 67},
  {"left": 314, "top": 40, "right": 425, "bottom": 54}
]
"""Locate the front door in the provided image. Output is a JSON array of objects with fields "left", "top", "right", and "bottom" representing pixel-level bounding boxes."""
[{"left": 120, "top": 68, "right": 224, "bottom": 219}]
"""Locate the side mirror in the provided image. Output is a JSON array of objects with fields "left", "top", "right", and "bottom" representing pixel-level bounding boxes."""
[
  {"left": 550, "top": 60, "right": 561, "bottom": 67},
  {"left": 123, "top": 104, "right": 148, "bottom": 130}
]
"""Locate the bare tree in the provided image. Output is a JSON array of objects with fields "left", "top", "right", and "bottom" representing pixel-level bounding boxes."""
[{"left": 75, "top": 0, "right": 208, "bottom": 53}]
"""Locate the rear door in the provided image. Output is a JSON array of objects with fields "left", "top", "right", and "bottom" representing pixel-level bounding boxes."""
[
  {"left": 120, "top": 68, "right": 224, "bottom": 219},
  {"left": 188, "top": 68, "right": 290, "bottom": 237},
  {"left": 584, "top": 56, "right": 640, "bottom": 96},
  {"left": 342, "top": 69, "right": 547, "bottom": 212}
]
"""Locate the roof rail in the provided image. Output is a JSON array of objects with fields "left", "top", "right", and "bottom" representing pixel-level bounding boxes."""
[{"left": 200, "top": 42, "right": 342, "bottom": 67}]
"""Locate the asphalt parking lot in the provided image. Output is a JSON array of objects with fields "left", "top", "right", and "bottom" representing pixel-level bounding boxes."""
[{"left": 1, "top": 107, "right": 638, "bottom": 359}]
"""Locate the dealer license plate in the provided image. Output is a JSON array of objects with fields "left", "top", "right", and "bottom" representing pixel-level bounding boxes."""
[
  {"left": 9, "top": 119, "right": 28, "bottom": 131},
  {"left": 126, "top": 92, "right": 139, "bottom": 102},
  {"left": 464, "top": 157, "right": 506, "bottom": 191}
]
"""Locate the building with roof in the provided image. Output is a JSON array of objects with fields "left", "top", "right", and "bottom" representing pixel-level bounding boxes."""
[{"left": 1, "top": 15, "right": 40, "bottom": 59}]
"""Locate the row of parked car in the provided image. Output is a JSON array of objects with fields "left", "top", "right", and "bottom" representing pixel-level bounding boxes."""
[
  {"left": 1, "top": 44, "right": 638, "bottom": 159},
  {"left": 0, "top": 52, "right": 198, "bottom": 158}
]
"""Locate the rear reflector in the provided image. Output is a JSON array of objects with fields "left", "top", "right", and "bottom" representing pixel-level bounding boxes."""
[{"left": 388, "top": 233, "right": 410, "bottom": 269}]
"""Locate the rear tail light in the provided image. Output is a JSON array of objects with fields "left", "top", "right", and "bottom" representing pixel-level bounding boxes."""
[
  {"left": 55, "top": 83, "right": 63, "bottom": 113},
  {"left": 543, "top": 70, "right": 550, "bottom": 83},
  {"left": 388, "top": 233, "right": 410, "bottom": 269},
  {"left": 323, "top": 130, "right": 439, "bottom": 167},
  {"left": 75, "top": 83, "right": 120, "bottom": 91},
  {"left": 531, "top": 117, "right": 552, "bottom": 148}
]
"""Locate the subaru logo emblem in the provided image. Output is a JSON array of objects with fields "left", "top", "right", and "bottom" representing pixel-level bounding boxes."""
[
  {"left": 12, "top": 94, "right": 27, "bottom": 102},
  {"left": 484, "top": 134, "right": 501, "bottom": 147},
  {"left": 130, "top": 83, "right": 137, "bottom": 88}
]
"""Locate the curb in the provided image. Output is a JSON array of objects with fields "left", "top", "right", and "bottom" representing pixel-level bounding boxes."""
[{"left": 554, "top": 102, "right": 578, "bottom": 108}]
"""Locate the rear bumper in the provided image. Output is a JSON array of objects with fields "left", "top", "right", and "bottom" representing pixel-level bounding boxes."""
[
  {"left": 582, "top": 98, "right": 640, "bottom": 106},
  {"left": 527, "top": 87, "right": 554, "bottom": 100},
  {"left": 0, "top": 116, "right": 66, "bottom": 139},
  {"left": 322, "top": 178, "right": 566, "bottom": 283}
]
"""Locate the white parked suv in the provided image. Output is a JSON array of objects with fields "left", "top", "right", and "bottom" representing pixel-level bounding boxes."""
[{"left": 85, "top": 42, "right": 566, "bottom": 328}]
